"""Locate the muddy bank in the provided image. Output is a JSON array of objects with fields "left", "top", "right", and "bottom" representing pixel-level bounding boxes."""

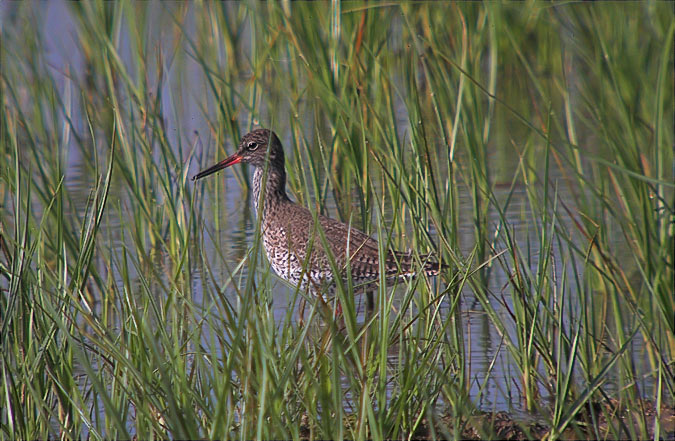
[
  {"left": 413, "top": 399, "right": 675, "bottom": 440},
  {"left": 297, "top": 399, "right": 674, "bottom": 440}
]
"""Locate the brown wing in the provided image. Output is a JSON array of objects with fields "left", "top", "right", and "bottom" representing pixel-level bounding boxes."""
[{"left": 274, "top": 202, "right": 443, "bottom": 283}]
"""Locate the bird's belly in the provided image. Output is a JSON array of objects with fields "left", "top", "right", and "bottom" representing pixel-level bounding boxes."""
[{"left": 262, "top": 236, "right": 334, "bottom": 294}]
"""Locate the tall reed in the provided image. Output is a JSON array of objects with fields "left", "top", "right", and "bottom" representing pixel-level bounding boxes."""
[{"left": 1, "top": 1, "right": 672, "bottom": 439}]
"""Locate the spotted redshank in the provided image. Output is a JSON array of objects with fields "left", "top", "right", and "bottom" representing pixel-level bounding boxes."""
[{"left": 193, "top": 129, "right": 444, "bottom": 303}]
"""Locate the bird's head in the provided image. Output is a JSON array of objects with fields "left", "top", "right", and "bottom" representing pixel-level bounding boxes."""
[{"left": 192, "top": 129, "right": 283, "bottom": 181}]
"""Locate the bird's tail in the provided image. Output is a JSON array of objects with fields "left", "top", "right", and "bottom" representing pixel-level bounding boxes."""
[{"left": 391, "top": 250, "right": 448, "bottom": 278}]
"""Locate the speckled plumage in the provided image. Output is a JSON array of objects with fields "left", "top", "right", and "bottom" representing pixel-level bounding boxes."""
[{"left": 194, "top": 129, "right": 444, "bottom": 296}]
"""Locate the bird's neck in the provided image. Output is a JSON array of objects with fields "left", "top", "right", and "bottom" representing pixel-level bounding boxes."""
[{"left": 252, "top": 165, "right": 290, "bottom": 219}]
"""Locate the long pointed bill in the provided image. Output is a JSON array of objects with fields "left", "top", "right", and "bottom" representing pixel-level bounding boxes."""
[{"left": 192, "top": 154, "right": 242, "bottom": 181}]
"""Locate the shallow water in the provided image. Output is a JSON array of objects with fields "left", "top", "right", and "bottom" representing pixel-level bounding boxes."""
[{"left": 2, "top": 0, "right": 656, "bottom": 420}]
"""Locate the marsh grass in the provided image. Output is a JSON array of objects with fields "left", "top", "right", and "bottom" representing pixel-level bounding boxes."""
[{"left": 1, "top": 1, "right": 673, "bottom": 439}]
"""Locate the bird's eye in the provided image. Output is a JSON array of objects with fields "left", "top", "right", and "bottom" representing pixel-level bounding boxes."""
[{"left": 247, "top": 141, "right": 258, "bottom": 151}]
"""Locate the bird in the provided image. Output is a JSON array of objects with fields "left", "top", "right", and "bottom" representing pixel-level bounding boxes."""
[{"left": 192, "top": 129, "right": 444, "bottom": 308}]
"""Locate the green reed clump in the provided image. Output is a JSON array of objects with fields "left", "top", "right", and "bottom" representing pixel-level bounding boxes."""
[{"left": 1, "top": 1, "right": 672, "bottom": 439}]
